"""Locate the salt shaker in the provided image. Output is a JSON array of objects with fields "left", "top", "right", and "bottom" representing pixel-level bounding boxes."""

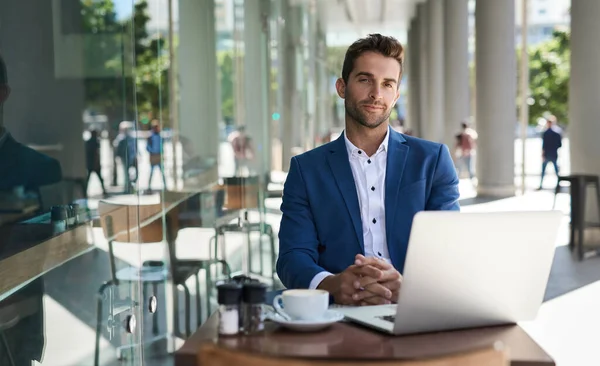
[
  {"left": 69, "top": 203, "right": 80, "bottom": 226},
  {"left": 50, "top": 205, "right": 68, "bottom": 234},
  {"left": 242, "top": 282, "right": 267, "bottom": 335},
  {"left": 217, "top": 283, "right": 242, "bottom": 336}
]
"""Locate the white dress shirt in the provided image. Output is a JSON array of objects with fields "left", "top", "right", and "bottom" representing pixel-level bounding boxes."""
[{"left": 309, "top": 128, "right": 391, "bottom": 289}]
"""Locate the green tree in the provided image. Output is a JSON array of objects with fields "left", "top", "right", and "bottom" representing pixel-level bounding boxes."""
[
  {"left": 131, "top": 0, "right": 170, "bottom": 126},
  {"left": 81, "top": 0, "right": 170, "bottom": 129},
  {"left": 218, "top": 51, "right": 235, "bottom": 123},
  {"left": 527, "top": 30, "right": 570, "bottom": 125},
  {"left": 81, "top": 0, "right": 130, "bottom": 125}
]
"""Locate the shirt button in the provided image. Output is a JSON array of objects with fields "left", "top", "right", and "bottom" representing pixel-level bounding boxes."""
[
  {"left": 378, "top": 252, "right": 382, "bottom": 256},
  {"left": 371, "top": 186, "right": 375, "bottom": 191},
  {"left": 372, "top": 218, "right": 377, "bottom": 224},
  {"left": 367, "top": 159, "right": 371, "bottom": 164},
  {"left": 358, "top": 150, "right": 362, "bottom": 154}
]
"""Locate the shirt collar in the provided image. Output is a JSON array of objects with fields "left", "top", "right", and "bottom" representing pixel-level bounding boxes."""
[{"left": 344, "top": 125, "right": 390, "bottom": 158}]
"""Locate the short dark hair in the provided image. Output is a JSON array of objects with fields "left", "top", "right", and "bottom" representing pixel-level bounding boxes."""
[
  {"left": 341, "top": 34, "right": 404, "bottom": 85},
  {"left": 0, "top": 55, "right": 7, "bottom": 84}
]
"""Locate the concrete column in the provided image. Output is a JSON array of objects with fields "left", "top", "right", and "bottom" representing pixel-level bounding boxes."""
[
  {"left": 178, "top": 0, "right": 219, "bottom": 186},
  {"left": 305, "top": 2, "right": 318, "bottom": 151},
  {"left": 281, "top": 1, "right": 303, "bottom": 172},
  {"left": 315, "top": 24, "right": 330, "bottom": 142},
  {"left": 569, "top": 0, "right": 600, "bottom": 220},
  {"left": 426, "top": 0, "right": 444, "bottom": 143},
  {"left": 475, "top": 0, "right": 516, "bottom": 196},
  {"left": 408, "top": 16, "right": 421, "bottom": 137},
  {"left": 443, "top": 0, "right": 469, "bottom": 150},
  {"left": 417, "top": 2, "right": 429, "bottom": 140},
  {"left": 244, "top": 0, "right": 271, "bottom": 178}
]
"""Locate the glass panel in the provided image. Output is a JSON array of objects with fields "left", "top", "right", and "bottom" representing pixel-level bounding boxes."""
[
  {"left": 0, "top": 0, "right": 147, "bottom": 364},
  {"left": 1, "top": 0, "right": 325, "bottom": 364}
]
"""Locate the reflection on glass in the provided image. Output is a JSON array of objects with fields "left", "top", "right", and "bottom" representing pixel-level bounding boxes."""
[{"left": 0, "top": 0, "right": 301, "bottom": 363}]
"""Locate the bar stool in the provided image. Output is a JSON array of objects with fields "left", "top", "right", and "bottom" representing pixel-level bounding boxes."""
[
  {"left": 94, "top": 196, "right": 205, "bottom": 365},
  {"left": 210, "top": 176, "right": 276, "bottom": 281},
  {"left": 553, "top": 174, "right": 600, "bottom": 259}
]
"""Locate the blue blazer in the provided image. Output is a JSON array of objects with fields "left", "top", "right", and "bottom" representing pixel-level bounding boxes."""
[{"left": 276, "top": 129, "right": 460, "bottom": 289}]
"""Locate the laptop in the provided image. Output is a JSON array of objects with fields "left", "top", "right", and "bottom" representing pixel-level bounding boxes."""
[{"left": 338, "top": 210, "right": 563, "bottom": 335}]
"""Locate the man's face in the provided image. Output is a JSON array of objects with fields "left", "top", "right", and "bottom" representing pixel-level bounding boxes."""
[{"left": 336, "top": 51, "right": 401, "bottom": 129}]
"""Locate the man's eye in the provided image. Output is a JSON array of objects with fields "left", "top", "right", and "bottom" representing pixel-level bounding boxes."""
[
  {"left": 385, "top": 83, "right": 393, "bottom": 88},
  {"left": 359, "top": 79, "right": 369, "bottom": 83}
]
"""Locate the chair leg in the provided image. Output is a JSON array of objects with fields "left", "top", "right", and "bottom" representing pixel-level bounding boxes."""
[
  {"left": 182, "top": 284, "right": 192, "bottom": 337},
  {"left": 195, "top": 272, "right": 202, "bottom": 326},
  {"left": 205, "top": 267, "right": 213, "bottom": 318},
  {"left": 142, "top": 282, "right": 148, "bottom": 306},
  {"left": 577, "top": 180, "right": 587, "bottom": 260},
  {"left": 246, "top": 229, "right": 253, "bottom": 274},
  {"left": 173, "top": 284, "right": 181, "bottom": 338},
  {"left": 95, "top": 281, "right": 113, "bottom": 366},
  {"left": 0, "top": 331, "right": 16, "bottom": 366},
  {"left": 209, "top": 235, "right": 216, "bottom": 260},
  {"left": 269, "top": 230, "right": 276, "bottom": 281},
  {"left": 259, "top": 233, "right": 265, "bottom": 277},
  {"left": 152, "top": 282, "right": 159, "bottom": 335}
]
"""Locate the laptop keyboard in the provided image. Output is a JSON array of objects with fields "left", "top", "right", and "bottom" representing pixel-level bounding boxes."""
[{"left": 378, "top": 315, "right": 396, "bottom": 323}]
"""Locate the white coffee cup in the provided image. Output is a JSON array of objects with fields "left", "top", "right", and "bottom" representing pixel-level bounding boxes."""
[{"left": 273, "top": 289, "right": 329, "bottom": 321}]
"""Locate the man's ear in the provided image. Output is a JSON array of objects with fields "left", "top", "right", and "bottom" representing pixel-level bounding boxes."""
[
  {"left": 0, "top": 84, "right": 11, "bottom": 104},
  {"left": 335, "top": 78, "right": 346, "bottom": 99}
]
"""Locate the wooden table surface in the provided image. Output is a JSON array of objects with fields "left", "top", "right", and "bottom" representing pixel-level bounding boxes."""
[{"left": 176, "top": 312, "right": 554, "bottom": 366}]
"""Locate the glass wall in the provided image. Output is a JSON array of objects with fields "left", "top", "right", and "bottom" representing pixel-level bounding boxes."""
[{"left": 0, "top": 0, "right": 321, "bottom": 364}]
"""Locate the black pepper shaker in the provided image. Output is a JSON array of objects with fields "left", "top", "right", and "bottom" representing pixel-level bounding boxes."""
[{"left": 242, "top": 282, "right": 267, "bottom": 335}]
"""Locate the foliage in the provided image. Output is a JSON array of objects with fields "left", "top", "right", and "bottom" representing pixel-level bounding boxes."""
[
  {"left": 527, "top": 30, "right": 570, "bottom": 125},
  {"left": 218, "top": 51, "right": 235, "bottom": 123},
  {"left": 81, "top": 0, "right": 168, "bottom": 130}
]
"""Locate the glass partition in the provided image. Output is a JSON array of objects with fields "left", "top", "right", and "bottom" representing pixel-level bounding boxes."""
[{"left": 0, "top": 0, "right": 306, "bottom": 364}]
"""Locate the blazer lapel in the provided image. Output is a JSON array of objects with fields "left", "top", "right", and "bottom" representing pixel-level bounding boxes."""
[
  {"left": 326, "top": 133, "right": 364, "bottom": 253},
  {"left": 385, "top": 130, "right": 409, "bottom": 269}
]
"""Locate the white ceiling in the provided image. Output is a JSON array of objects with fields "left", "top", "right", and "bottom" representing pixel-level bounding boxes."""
[{"left": 316, "top": 0, "right": 423, "bottom": 45}]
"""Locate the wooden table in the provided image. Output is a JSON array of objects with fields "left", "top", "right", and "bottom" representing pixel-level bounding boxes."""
[{"left": 175, "top": 313, "right": 554, "bottom": 366}]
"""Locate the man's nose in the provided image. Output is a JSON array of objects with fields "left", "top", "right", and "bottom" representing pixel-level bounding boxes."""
[{"left": 369, "top": 85, "right": 382, "bottom": 99}]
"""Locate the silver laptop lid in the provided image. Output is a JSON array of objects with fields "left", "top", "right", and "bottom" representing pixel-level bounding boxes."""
[{"left": 393, "top": 210, "right": 562, "bottom": 335}]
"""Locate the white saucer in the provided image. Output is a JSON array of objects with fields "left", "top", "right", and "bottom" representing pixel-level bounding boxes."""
[{"left": 266, "top": 310, "right": 345, "bottom": 332}]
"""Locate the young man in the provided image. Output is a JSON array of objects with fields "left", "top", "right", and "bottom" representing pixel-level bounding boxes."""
[
  {"left": 538, "top": 115, "right": 562, "bottom": 190},
  {"left": 146, "top": 120, "right": 167, "bottom": 190},
  {"left": 276, "top": 34, "right": 460, "bottom": 306}
]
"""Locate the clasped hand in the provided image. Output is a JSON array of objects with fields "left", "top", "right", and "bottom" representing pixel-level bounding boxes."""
[{"left": 319, "top": 254, "right": 402, "bottom": 306}]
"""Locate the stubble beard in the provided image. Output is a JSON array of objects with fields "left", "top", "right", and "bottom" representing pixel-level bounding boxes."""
[{"left": 345, "top": 98, "right": 391, "bottom": 130}]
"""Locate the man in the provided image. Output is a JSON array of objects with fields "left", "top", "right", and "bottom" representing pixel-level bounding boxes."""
[
  {"left": 454, "top": 121, "right": 477, "bottom": 180},
  {"left": 276, "top": 34, "right": 460, "bottom": 306},
  {"left": 146, "top": 119, "right": 167, "bottom": 189},
  {"left": 537, "top": 115, "right": 562, "bottom": 190},
  {"left": 0, "top": 54, "right": 62, "bottom": 192},
  {"left": 228, "top": 125, "right": 254, "bottom": 176},
  {"left": 84, "top": 129, "right": 107, "bottom": 195},
  {"left": 113, "top": 121, "right": 138, "bottom": 193}
]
